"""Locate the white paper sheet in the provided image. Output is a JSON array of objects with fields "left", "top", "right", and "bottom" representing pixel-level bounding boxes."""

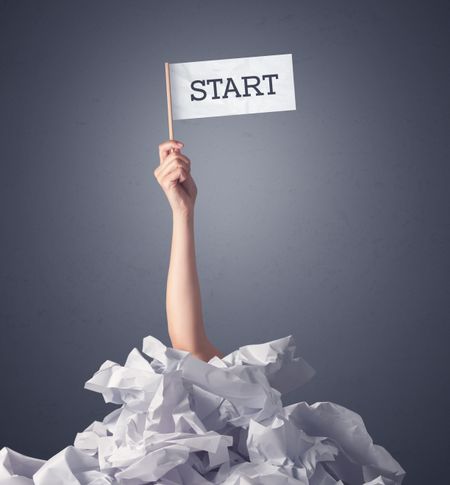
[
  {"left": 169, "top": 54, "right": 296, "bottom": 120},
  {"left": 0, "top": 334, "right": 405, "bottom": 484}
]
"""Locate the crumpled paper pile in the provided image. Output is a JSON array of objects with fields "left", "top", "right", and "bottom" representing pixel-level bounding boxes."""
[{"left": 0, "top": 334, "right": 405, "bottom": 484}]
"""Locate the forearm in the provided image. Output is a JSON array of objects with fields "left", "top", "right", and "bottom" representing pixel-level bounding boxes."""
[
  {"left": 166, "top": 211, "right": 222, "bottom": 359},
  {"left": 157, "top": 140, "right": 223, "bottom": 361}
]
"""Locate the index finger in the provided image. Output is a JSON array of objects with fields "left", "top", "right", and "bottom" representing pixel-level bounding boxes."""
[{"left": 159, "top": 140, "right": 184, "bottom": 162}]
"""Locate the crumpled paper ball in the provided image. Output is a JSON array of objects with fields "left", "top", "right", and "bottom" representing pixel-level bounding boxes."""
[{"left": 0, "top": 334, "right": 405, "bottom": 484}]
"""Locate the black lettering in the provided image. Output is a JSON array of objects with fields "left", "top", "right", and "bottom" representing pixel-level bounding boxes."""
[
  {"left": 206, "top": 78, "right": 223, "bottom": 99},
  {"left": 190, "top": 80, "right": 207, "bottom": 101},
  {"left": 241, "top": 75, "right": 263, "bottom": 97},
  {"left": 222, "top": 77, "right": 242, "bottom": 99},
  {"left": 262, "top": 73, "right": 279, "bottom": 95}
]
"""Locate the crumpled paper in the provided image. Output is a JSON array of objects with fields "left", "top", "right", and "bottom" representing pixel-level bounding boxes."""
[{"left": 0, "top": 334, "right": 405, "bottom": 484}]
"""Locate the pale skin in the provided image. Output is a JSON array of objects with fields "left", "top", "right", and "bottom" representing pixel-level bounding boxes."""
[{"left": 154, "top": 139, "right": 224, "bottom": 362}]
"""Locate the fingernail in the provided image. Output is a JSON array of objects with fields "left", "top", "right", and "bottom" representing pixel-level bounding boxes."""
[{"left": 177, "top": 142, "right": 183, "bottom": 146}]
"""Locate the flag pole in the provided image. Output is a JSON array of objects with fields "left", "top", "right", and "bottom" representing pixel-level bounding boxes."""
[{"left": 164, "top": 62, "right": 174, "bottom": 142}]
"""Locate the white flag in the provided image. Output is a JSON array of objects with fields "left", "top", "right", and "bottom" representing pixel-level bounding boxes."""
[{"left": 169, "top": 53, "right": 296, "bottom": 121}]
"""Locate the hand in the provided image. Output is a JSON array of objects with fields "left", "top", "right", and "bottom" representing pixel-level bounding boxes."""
[{"left": 154, "top": 140, "right": 197, "bottom": 216}]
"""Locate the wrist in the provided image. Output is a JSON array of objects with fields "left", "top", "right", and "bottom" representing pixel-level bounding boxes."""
[{"left": 172, "top": 208, "right": 194, "bottom": 224}]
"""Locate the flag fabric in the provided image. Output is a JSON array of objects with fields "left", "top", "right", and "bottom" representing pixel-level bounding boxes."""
[{"left": 169, "top": 53, "right": 296, "bottom": 121}]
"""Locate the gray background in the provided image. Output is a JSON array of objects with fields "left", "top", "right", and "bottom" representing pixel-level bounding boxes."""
[{"left": 1, "top": 1, "right": 449, "bottom": 484}]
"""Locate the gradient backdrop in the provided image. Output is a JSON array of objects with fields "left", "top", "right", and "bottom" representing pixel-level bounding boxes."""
[{"left": 1, "top": 2, "right": 449, "bottom": 484}]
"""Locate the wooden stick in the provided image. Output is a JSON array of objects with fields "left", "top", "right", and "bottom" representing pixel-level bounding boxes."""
[{"left": 164, "top": 62, "right": 174, "bottom": 141}]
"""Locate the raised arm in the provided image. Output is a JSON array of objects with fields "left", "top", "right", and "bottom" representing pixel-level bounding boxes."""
[{"left": 154, "top": 140, "right": 224, "bottom": 362}]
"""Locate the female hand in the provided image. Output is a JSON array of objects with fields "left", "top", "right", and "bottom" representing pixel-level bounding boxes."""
[{"left": 154, "top": 140, "right": 197, "bottom": 216}]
